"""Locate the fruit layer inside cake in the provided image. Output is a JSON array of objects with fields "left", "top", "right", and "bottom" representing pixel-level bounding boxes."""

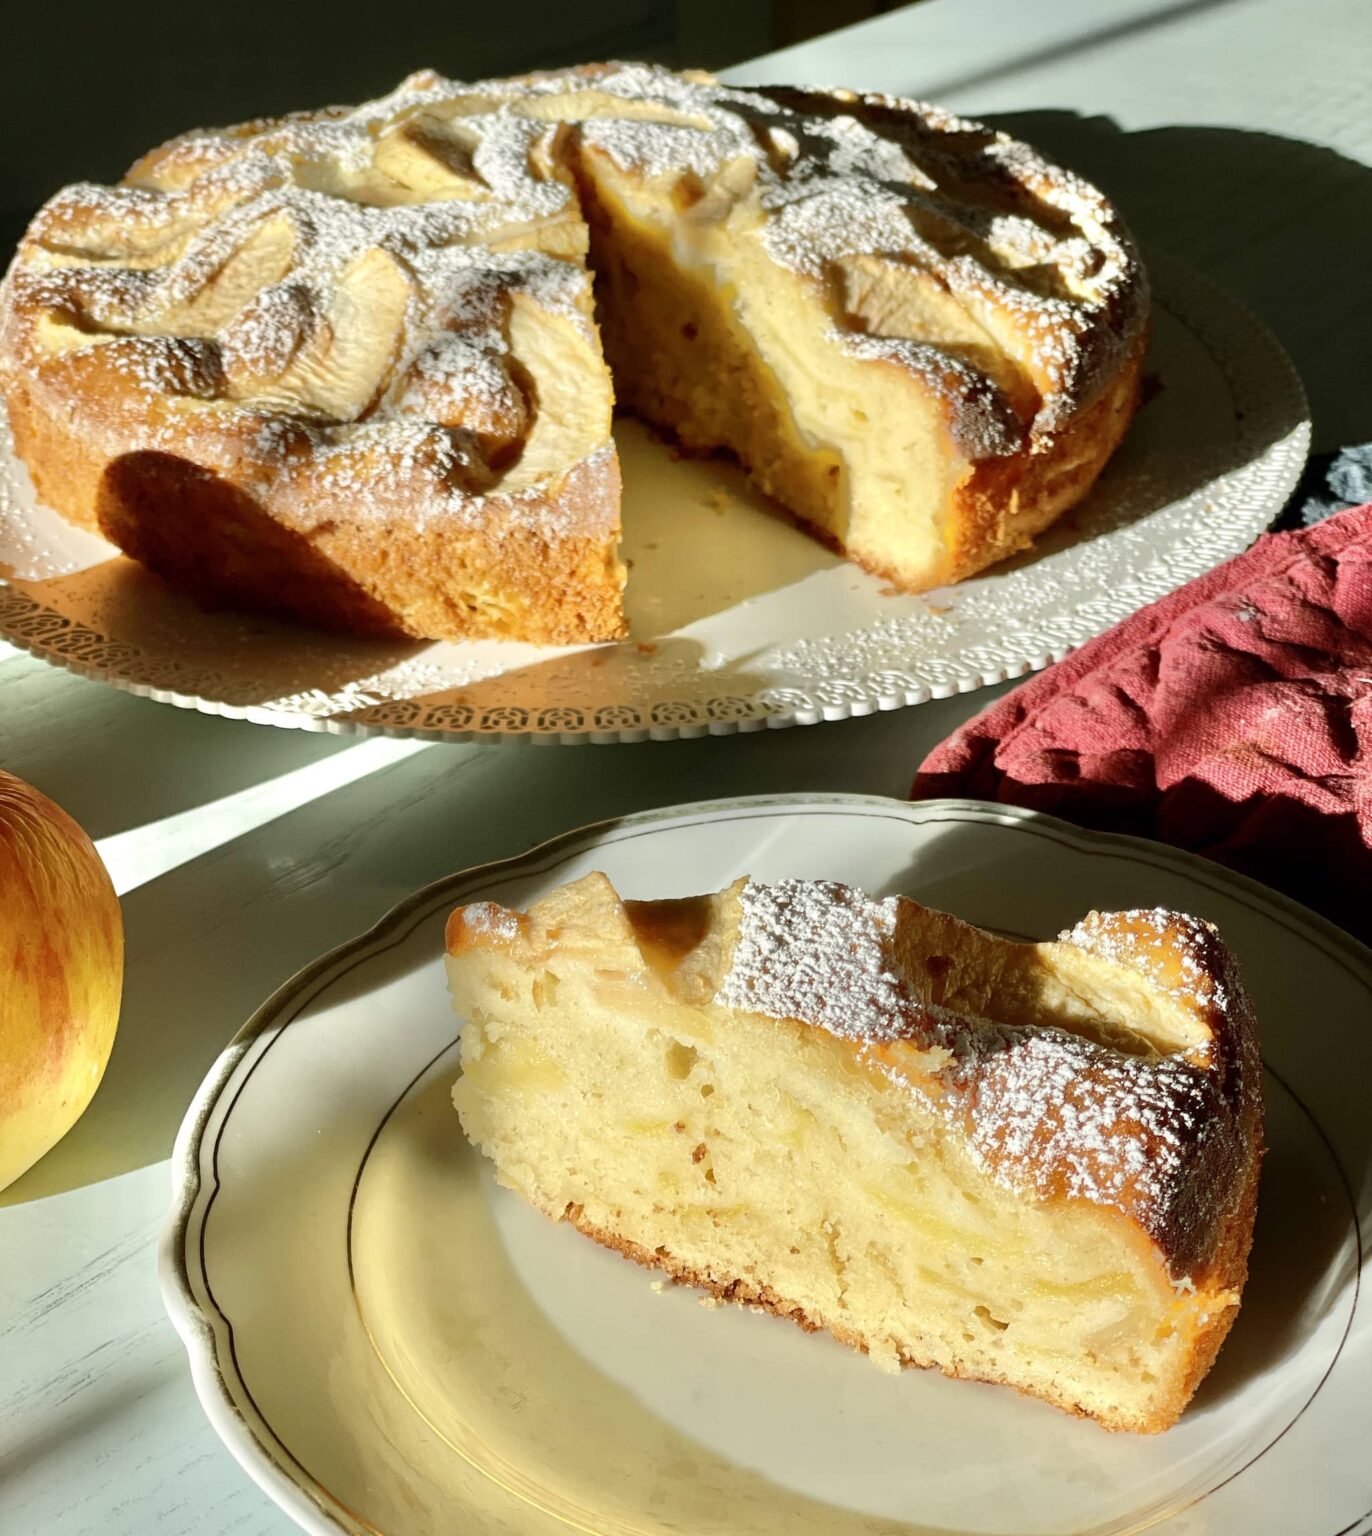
[
  {"left": 446, "top": 872, "right": 1261, "bottom": 1432},
  {"left": 1, "top": 65, "right": 1146, "bottom": 641}
]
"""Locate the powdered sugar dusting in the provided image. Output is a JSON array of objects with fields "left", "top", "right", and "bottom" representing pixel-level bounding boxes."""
[
  {"left": 6, "top": 59, "right": 1144, "bottom": 511},
  {"left": 4, "top": 68, "right": 604, "bottom": 534},
  {"left": 1062, "top": 907, "right": 1229, "bottom": 1014},
  {"left": 717, "top": 878, "right": 1256, "bottom": 1274},
  {"left": 943, "top": 1029, "right": 1215, "bottom": 1239},
  {"left": 577, "top": 67, "right": 1141, "bottom": 442},
  {"left": 457, "top": 901, "right": 523, "bottom": 942},
  {"left": 719, "top": 878, "right": 906, "bottom": 1038},
  {"left": 838, "top": 332, "right": 1020, "bottom": 458}
]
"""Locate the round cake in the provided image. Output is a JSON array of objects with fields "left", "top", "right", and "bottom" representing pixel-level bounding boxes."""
[{"left": 0, "top": 64, "right": 1148, "bottom": 643}]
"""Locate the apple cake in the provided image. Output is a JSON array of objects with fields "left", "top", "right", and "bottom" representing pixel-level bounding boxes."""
[
  {"left": 446, "top": 872, "right": 1262, "bottom": 1432},
  {"left": 0, "top": 65, "right": 1147, "bottom": 642}
]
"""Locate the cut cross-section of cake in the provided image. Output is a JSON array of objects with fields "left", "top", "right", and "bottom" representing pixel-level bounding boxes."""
[
  {"left": 0, "top": 64, "right": 1146, "bottom": 642},
  {"left": 446, "top": 872, "right": 1262, "bottom": 1432}
]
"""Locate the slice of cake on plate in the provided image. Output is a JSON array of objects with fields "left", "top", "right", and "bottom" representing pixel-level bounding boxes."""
[{"left": 445, "top": 872, "right": 1262, "bottom": 1432}]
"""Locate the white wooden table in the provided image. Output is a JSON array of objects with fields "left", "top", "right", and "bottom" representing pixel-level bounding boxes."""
[{"left": 3, "top": 1, "right": 1370, "bottom": 1529}]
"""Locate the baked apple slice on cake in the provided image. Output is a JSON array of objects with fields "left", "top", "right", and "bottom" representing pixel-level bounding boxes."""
[{"left": 445, "top": 872, "right": 1262, "bottom": 1432}]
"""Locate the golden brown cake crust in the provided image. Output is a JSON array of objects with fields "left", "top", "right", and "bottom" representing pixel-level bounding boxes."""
[
  {"left": 566, "top": 1202, "right": 1236, "bottom": 1435},
  {"left": 448, "top": 874, "right": 1263, "bottom": 1432},
  {"left": 3, "top": 344, "right": 626, "bottom": 643},
  {"left": 942, "top": 329, "right": 1146, "bottom": 582},
  {"left": 1, "top": 63, "right": 1147, "bottom": 638},
  {"left": 716, "top": 883, "right": 1264, "bottom": 1288}
]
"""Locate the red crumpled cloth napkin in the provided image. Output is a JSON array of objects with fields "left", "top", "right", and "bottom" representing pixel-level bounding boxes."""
[{"left": 912, "top": 503, "right": 1372, "bottom": 940}]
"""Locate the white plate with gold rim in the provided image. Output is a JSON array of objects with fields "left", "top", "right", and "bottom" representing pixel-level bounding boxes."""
[
  {"left": 5, "top": 254, "right": 1308, "bottom": 744},
  {"left": 160, "top": 794, "right": 1370, "bottom": 1536}
]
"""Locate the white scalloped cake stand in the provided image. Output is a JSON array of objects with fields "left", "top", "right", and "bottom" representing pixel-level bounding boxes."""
[{"left": 0, "top": 254, "right": 1308, "bottom": 744}]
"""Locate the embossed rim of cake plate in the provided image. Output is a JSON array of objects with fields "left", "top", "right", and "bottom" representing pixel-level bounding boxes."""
[{"left": 0, "top": 252, "right": 1310, "bottom": 744}]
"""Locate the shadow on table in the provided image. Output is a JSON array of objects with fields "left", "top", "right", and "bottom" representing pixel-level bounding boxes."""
[
  {"left": 3, "top": 678, "right": 354, "bottom": 844},
  {"left": 980, "top": 112, "right": 1372, "bottom": 453},
  {"left": 0, "top": 1350, "right": 182, "bottom": 1486},
  {"left": 0, "top": 698, "right": 940, "bottom": 1206},
  {"left": 2, "top": 562, "right": 421, "bottom": 842}
]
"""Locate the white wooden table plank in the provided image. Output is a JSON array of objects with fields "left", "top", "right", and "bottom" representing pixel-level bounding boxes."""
[
  {"left": 0, "top": 655, "right": 354, "bottom": 845},
  {"left": 0, "top": 677, "right": 994, "bottom": 1535},
  {"left": 4, "top": 1, "right": 1369, "bottom": 1530},
  {"left": 1, "top": 1171, "right": 285, "bottom": 1536}
]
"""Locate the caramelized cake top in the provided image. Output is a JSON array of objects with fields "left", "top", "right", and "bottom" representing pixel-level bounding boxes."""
[
  {"left": 449, "top": 870, "right": 1260, "bottom": 1285},
  {"left": 2, "top": 62, "right": 1145, "bottom": 509},
  {"left": 717, "top": 878, "right": 1261, "bottom": 1282}
]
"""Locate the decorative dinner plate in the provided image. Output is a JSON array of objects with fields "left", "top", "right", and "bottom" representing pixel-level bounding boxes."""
[
  {"left": 161, "top": 794, "right": 1371, "bottom": 1536},
  {"left": 4, "top": 255, "right": 1308, "bottom": 744}
]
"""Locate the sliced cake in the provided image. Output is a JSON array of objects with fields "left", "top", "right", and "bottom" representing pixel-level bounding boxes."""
[
  {"left": 446, "top": 872, "right": 1262, "bottom": 1432},
  {"left": 0, "top": 65, "right": 1145, "bottom": 641}
]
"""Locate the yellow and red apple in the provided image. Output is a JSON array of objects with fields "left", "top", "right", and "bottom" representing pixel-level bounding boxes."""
[{"left": 0, "top": 770, "right": 123, "bottom": 1193}]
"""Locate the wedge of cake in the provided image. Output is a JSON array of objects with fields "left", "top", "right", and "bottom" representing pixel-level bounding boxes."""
[{"left": 446, "top": 873, "right": 1262, "bottom": 1432}]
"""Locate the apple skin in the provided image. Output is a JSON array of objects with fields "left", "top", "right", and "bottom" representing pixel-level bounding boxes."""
[{"left": 0, "top": 770, "right": 123, "bottom": 1193}]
